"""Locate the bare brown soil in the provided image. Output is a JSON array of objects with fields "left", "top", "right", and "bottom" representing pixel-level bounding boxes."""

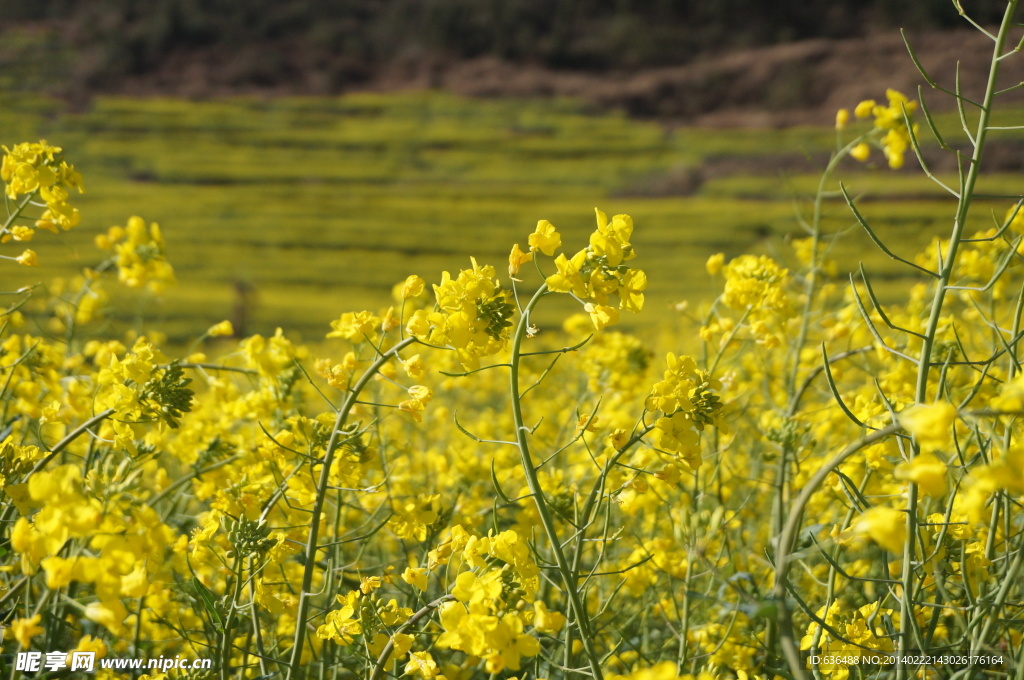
[
  {"left": 96, "top": 27, "right": 1024, "bottom": 128},
  {"left": 6, "top": 21, "right": 1022, "bottom": 128}
]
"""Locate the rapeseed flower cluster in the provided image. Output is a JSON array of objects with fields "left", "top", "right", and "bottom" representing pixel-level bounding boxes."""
[
  {"left": 801, "top": 602, "right": 899, "bottom": 677},
  {"left": 407, "top": 258, "right": 515, "bottom": 368},
  {"left": 1, "top": 140, "right": 84, "bottom": 267},
  {"left": 1, "top": 140, "right": 83, "bottom": 231},
  {"left": 704, "top": 253, "right": 793, "bottom": 347},
  {"left": 849, "top": 89, "right": 918, "bottom": 169},
  {"left": 95, "top": 216, "right": 176, "bottom": 293},
  {"left": 647, "top": 353, "right": 723, "bottom": 470},
  {"left": 431, "top": 529, "right": 544, "bottom": 673},
  {"left": 542, "top": 209, "right": 647, "bottom": 329}
]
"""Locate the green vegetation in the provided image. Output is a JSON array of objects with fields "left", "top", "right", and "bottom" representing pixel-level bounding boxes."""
[{"left": 5, "top": 90, "right": 1016, "bottom": 342}]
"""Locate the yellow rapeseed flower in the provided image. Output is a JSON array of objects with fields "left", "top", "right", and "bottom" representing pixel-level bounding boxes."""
[
  {"left": 546, "top": 249, "right": 589, "bottom": 298},
  {"left": 528, "top": 219, "right": 561, "bottom": 256},
  {"left": 15, "top": 249, "right": 38, "bottom": 266},
  {"left": 705, "top": 252, "right": 725, "bottom": 276},
  {"left": 533, "top": 601, "right": 566, "bottom": 634},
  {"left": 400, "top": 274, "right": 425, "bottom": 299},
  {"left": 405, "top": 651, "right": 441, "bottom": 679},
  {"left": 590, "top": 209, "right": 634, "bottom": 266},
  {"left": 899, "top": 402, "right": 956, "bottom": 453},
  {"left": 991, "top": 373, "right": 1024, "bottom": 412},
  {"left": 584, "top": 302, "right": 619, "bottom": 330},
  {"left": 508, "top": 243, "right": 533, "bottom": 276},
  {"left": 10, "top": 225, "right": 33, "bottom": 241},
  {"left": 852, "top": 506, "right": 906, "bottom": 553},
  {"left": 401, "top": 566, "right": 428, "bottom": 591},
  {"left": 207, "top": 320, "right": 234, "bottom": 337},
  {"left": 10, "top": 614, "right": 45, "bottom": 647},
  {"left": 836, "top": 108, "right": 850, "bottom": 130},
  {"left": 855, "top": 100, "right": 876, "bottom": 118},
  {"left": 850, "top": 143, "right": 871, "bottom": 161},
  {"left": 894, "top": 452, "right": 947, "bottom": 497}
]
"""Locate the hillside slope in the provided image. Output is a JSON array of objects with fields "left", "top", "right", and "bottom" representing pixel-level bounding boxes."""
[{"left": 3, "top": 20, "right": 1021, "bottom": 127}]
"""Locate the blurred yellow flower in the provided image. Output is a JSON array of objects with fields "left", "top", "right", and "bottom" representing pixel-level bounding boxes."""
[
  {"left": 836, "top": 108, "right": 850, "bottom": 130},
  {"left": 850, "top": 142, "right": 871, "bottom": 162},
  {"left": 855, "top": 100, "right": 876, "bottom": 118},
  {"left": 207, "top": 320, "right": 234, "bottom": 337},
  {"left": 991, "top": 374, "right": 1024, "bottom": 412},
  {"left": 10, "top": 614, "right": 44, "bottom": 647},
  {"left": 705, "top": 252, "right": 724, "bottom": 276},
  {"left": 894, "top": 452, "right": 947, "bottom": 497},
  {"left": 899, "top": 402, "right": 956, "bottom": 453},
  {"left": 400, "top": 274, "right": 425, "bottom": 299},
  {"left": 533, "top": 601, "right": 566, "bottom": 634},
  {"left": 851, "top": 506, "right": 906, "bottom": 553},
  {"left": 15, "top": 249, "right": 38, "bottom": 266}
]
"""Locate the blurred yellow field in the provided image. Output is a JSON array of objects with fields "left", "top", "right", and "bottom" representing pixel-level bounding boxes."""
[{"left": 7, "top": 90, "right": 1014, "bottom": 343}]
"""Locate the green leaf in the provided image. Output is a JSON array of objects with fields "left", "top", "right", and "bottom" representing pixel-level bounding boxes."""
[{"left": 192, "top": 576, "right": 224, "bottom": 633}]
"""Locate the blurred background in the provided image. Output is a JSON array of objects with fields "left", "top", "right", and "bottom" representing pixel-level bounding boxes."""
[{"left": 2, "top": 0, "right": 1021, "bottom": 342}]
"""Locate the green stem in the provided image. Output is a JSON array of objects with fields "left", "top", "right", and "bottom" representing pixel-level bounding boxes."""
[
  {"left": 773, "top": 424, "right": 901, "bottom": 680},
  {"left": 768, "top": 137, "right": 863, "bottom": 666},
  {"left": 147, "top": 454, "right": 241, "bottom": 507},
  {"left": 247, "top": 556, "right": 270, "bottom": 678},
  {"left": 38, "top": 407, "right": 116, "bottom": 470},
  {"left": 972, "top": 540, "right": 1024, "bottom": 653},
  {"left": 62, "top": 259, "right": 114, "bottom": 350},
  {"left": 287, "top": 336, "right": 416, "bottom": 680},
  {"left": 221, "top": 555, "right": 245, "bottom": 680},
  {"left": 786, "top": 137, "right": 863, "bottom": 395},
  {"left": 367, "top": 595, "right": 453, "bottom": 680},
  {"left": 0, "top": 191, "right": 37, "bottom": 236},
  {"left": 510, "top": 283, "right": 604, "bottom": 680},
  {"left": 900, "top": 5, "right": 1019, "bottom": 678},
  {"left": 0, "top": 408, "right": 117, "bottom": 528}
]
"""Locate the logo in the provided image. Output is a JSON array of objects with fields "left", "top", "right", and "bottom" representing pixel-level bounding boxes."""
[
  {"left": 15, "top": 651, "right": 96, "bottom": 673},
  {"left": 70, "top": 651, "right": 97, "bottom": 672}
]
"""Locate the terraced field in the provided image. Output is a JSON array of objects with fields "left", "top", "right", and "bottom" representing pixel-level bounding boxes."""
[{"left": 4, "top": 91, "right": 1019, "bottom": 342}]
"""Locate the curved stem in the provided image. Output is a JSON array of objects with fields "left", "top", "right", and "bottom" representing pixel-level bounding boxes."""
[
  {"left": 767, "top": 138, "right": 864, "bottom": 664},
  {"left": 772, "top": 423, "right": 900, "bottom": 680},
  {"left": 509, "top": 283, "right": 604, "bottom": 680},
  {"left": 220, "top": 555, "right": 245, "bottom": 680},
  {"left": 39, "top": 407, "right": 116, "bottom": 469},
  {"left": 367, "top": 595, "right": 453, "bottom": 680},
  {"left": 786, "top": 137, "right": 865, "bottom": 396},
  {"left": 0, "top": 408, "right": 118, "bottom": 528},
  {"left": 147, "top": 454, "right": 241, "bottom": 507},
  {"left": 287, "top": 336, "right": 416, "bottom": 680}
]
